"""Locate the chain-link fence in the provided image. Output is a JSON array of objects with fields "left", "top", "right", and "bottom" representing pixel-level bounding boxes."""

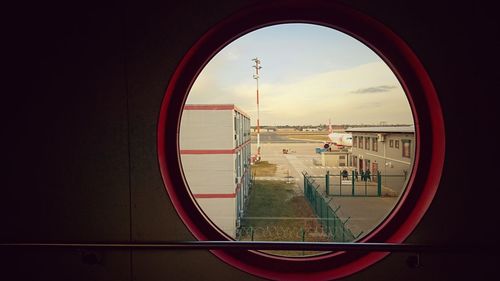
[
  {"left": 303, "top": 172, "right": 361, "bottom": 242},
  {"left": 237, "top": 223, "right": 330, "bottom": 242},
  {"left": 306, "top": 171, "right": 406, "bottom": 197}
]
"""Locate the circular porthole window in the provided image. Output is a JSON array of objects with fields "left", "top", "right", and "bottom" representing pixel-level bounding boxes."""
[{"left": 158, "top": 1, "right": 444, "bottom": 280}]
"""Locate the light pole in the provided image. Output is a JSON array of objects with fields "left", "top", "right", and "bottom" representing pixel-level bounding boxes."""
[{"left": 252, "top": 58, "right": 262, "bottom": 161}]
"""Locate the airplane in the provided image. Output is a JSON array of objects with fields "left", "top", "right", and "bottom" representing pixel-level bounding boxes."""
[
  {"left": 323, "top": 119, "right": 353, "bottom": 150},
  {"left": 327, "top": 132, "right": 353, "bottom": 148}
]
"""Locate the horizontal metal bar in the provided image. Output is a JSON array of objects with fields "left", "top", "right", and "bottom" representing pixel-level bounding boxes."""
[{"left": 0, "top": 241, "right": 495, "bottom": 254}]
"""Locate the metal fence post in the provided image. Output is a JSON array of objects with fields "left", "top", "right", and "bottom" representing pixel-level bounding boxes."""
[
  {"left": 339, "top": 171, "right": 342, "bottom": 190},
  {"left": 313, "top": 188, "right": 317, "bottom": 213},
  {"left": 351, "top": 170, "right": 355, "bottom": 195},
  {"left": 377, "top": 171, "right": 382, "bottom": 196},
  {"left": 326, "top": 203, "right": 329, "bottom": 236},
  {"left": 304, "top": 174, "right": 307, "bottom": 196},
  {"left": 339, "top": 179, "right": 342, "bottom": 196},
  {"left": 352, "top": 175, "right": 355, "bottom": 196},
  {"left": 319, "top": 196, "right": 323, "bottom": 226},
  {"left": 365, "top": 177, "right": 368, "bottom": 196},
  {"left": 364, "top": 176, "right": 367, "bottom": 195},
  {"left": 326, "top": 171, "right": 330, "bottom": 196},
  {"left": 316, "top": 191, "right": 320, "bottom": 215}
]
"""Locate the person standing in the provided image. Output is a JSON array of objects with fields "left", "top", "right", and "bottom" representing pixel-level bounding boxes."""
[
  {"left": 342, "top": 169, "right": 348, "bottom": 180},
  {"left": 365, "top": 169, "right": 371, "bottom": 181}
]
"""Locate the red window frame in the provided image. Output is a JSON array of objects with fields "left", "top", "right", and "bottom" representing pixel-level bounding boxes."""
[
  {"left": 157, "top": 1, "right": 445, "bottom": 280},
  {"left": 402, "top": 140, "right": 411, "bottom": 158}
]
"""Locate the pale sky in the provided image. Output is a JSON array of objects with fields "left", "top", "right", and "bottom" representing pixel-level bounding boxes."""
[{"left": 186, "top": 23, "right": 414, "bottom": 126}]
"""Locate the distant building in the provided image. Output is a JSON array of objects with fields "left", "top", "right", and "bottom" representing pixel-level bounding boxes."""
[
  {"left": 321, "top": 150, "right": 351, "bottom": 167},
  {"left": 302, "top": 127, "right": 321, "bottom": 132},
  {"left": 180, "top": 104, "right": 251, "bottom": 237},
  {"left": 275, "top": 127, "right": 297, "bottom": 132},
  {"left": 346, "top": 126, "right": 415, "bottom": 193}
]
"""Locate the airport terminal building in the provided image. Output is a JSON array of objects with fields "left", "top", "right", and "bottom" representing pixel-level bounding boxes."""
[
  {"left": 346, "top": 126, "right": 415, "bottom": 193},
  {"left": 179, "top": 104, "right": 251, "bottom": 237}
]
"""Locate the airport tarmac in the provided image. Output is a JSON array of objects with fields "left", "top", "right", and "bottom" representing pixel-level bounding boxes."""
[{"left": 251, "top": 141, "right": 399, "bottom": 239}]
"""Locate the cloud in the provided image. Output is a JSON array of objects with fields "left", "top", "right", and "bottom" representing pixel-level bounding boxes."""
[
  {"left": 350, "top": 85, "right": 397, "bottom": 94},
  {"left": 186, "top": 61, "right": 413, "bottom": 125},
  {"left": 224, "top": 50, "right": 240, "bottom": 61}
]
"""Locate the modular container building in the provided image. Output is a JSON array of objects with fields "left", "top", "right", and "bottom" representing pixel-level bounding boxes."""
[{"left": 179, "top": 104, "right": 251, "bottom": 237}]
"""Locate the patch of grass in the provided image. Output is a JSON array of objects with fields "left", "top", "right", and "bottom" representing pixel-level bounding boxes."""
[
  {"left": 243, "top": 181, "right": 298, "bottom": 221},
  {"left": 251, "top": 161, "right": 277, "bottom": 177},
  {"left": 239, "top": 180, "right": 330, "bottom": 256}
]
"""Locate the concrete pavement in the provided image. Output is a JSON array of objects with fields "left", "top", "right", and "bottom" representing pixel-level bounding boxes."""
[{"left": 251, "top": 142, "right": 402, "bottom": 239}]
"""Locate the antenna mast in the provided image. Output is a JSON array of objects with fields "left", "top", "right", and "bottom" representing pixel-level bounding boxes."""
[{"left": 252, "top": 58, "right": 262, "bottom": 161}]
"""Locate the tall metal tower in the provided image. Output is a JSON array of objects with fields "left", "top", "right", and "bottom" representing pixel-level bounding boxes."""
[{"left": 252, "top": 58, "right": 262, "bottom": 161}]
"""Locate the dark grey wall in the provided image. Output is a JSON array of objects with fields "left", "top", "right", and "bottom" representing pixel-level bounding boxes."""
[{"left": 2, "top": 1, "right": 499, "bottom": 280}]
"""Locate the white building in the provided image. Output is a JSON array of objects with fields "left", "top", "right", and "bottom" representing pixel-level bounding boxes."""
[
  {"left": 302, "top": 127, "right": 321, "bottom": 132},
  {"left": 346, "top": 126, "right": 415, "bottom": 193},
  {"left": 179, "top": 104, "right": 251, "bottom": 237}
]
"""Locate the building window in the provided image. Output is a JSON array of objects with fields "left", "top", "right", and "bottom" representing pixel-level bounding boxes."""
[
  {"left": 402, "top": 140, "right": 411, "bottom": 158},
  {"left": 395, "top": 140, "right": 400, "bottom": 149},
  {"left": 158, "top": 1, "right": 444, "bottom": 280},
  {"left": 389, "top": 139, "right": 394, "bottom": 147},
  {"left": 372, "top": 137, "right": 378, "bottom": 152},
  {"left": 353, "top": 136, "right": 358, "bottom": 148},
  {"left": 365, "top": 137, "right": 370, "bottom": 150}
]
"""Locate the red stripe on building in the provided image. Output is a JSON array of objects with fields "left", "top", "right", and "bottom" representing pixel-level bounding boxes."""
[
  {"left": 235, "top": 140, "right": 251, "bottom": 153},
  {"left": 180, "top": 140, "right": 251, "bottom": 155},
  {"left": 180, "top": 149, "right": 234, "bottom": 154},
  {"left": 183, "top": 104, "right": 251, "bottom": 119},
  {"left": 184, "top": 104, "right": 235, "bottom": 111},
  {"left": 193, "top": 193, "right": 236, "bottom": 199}
]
